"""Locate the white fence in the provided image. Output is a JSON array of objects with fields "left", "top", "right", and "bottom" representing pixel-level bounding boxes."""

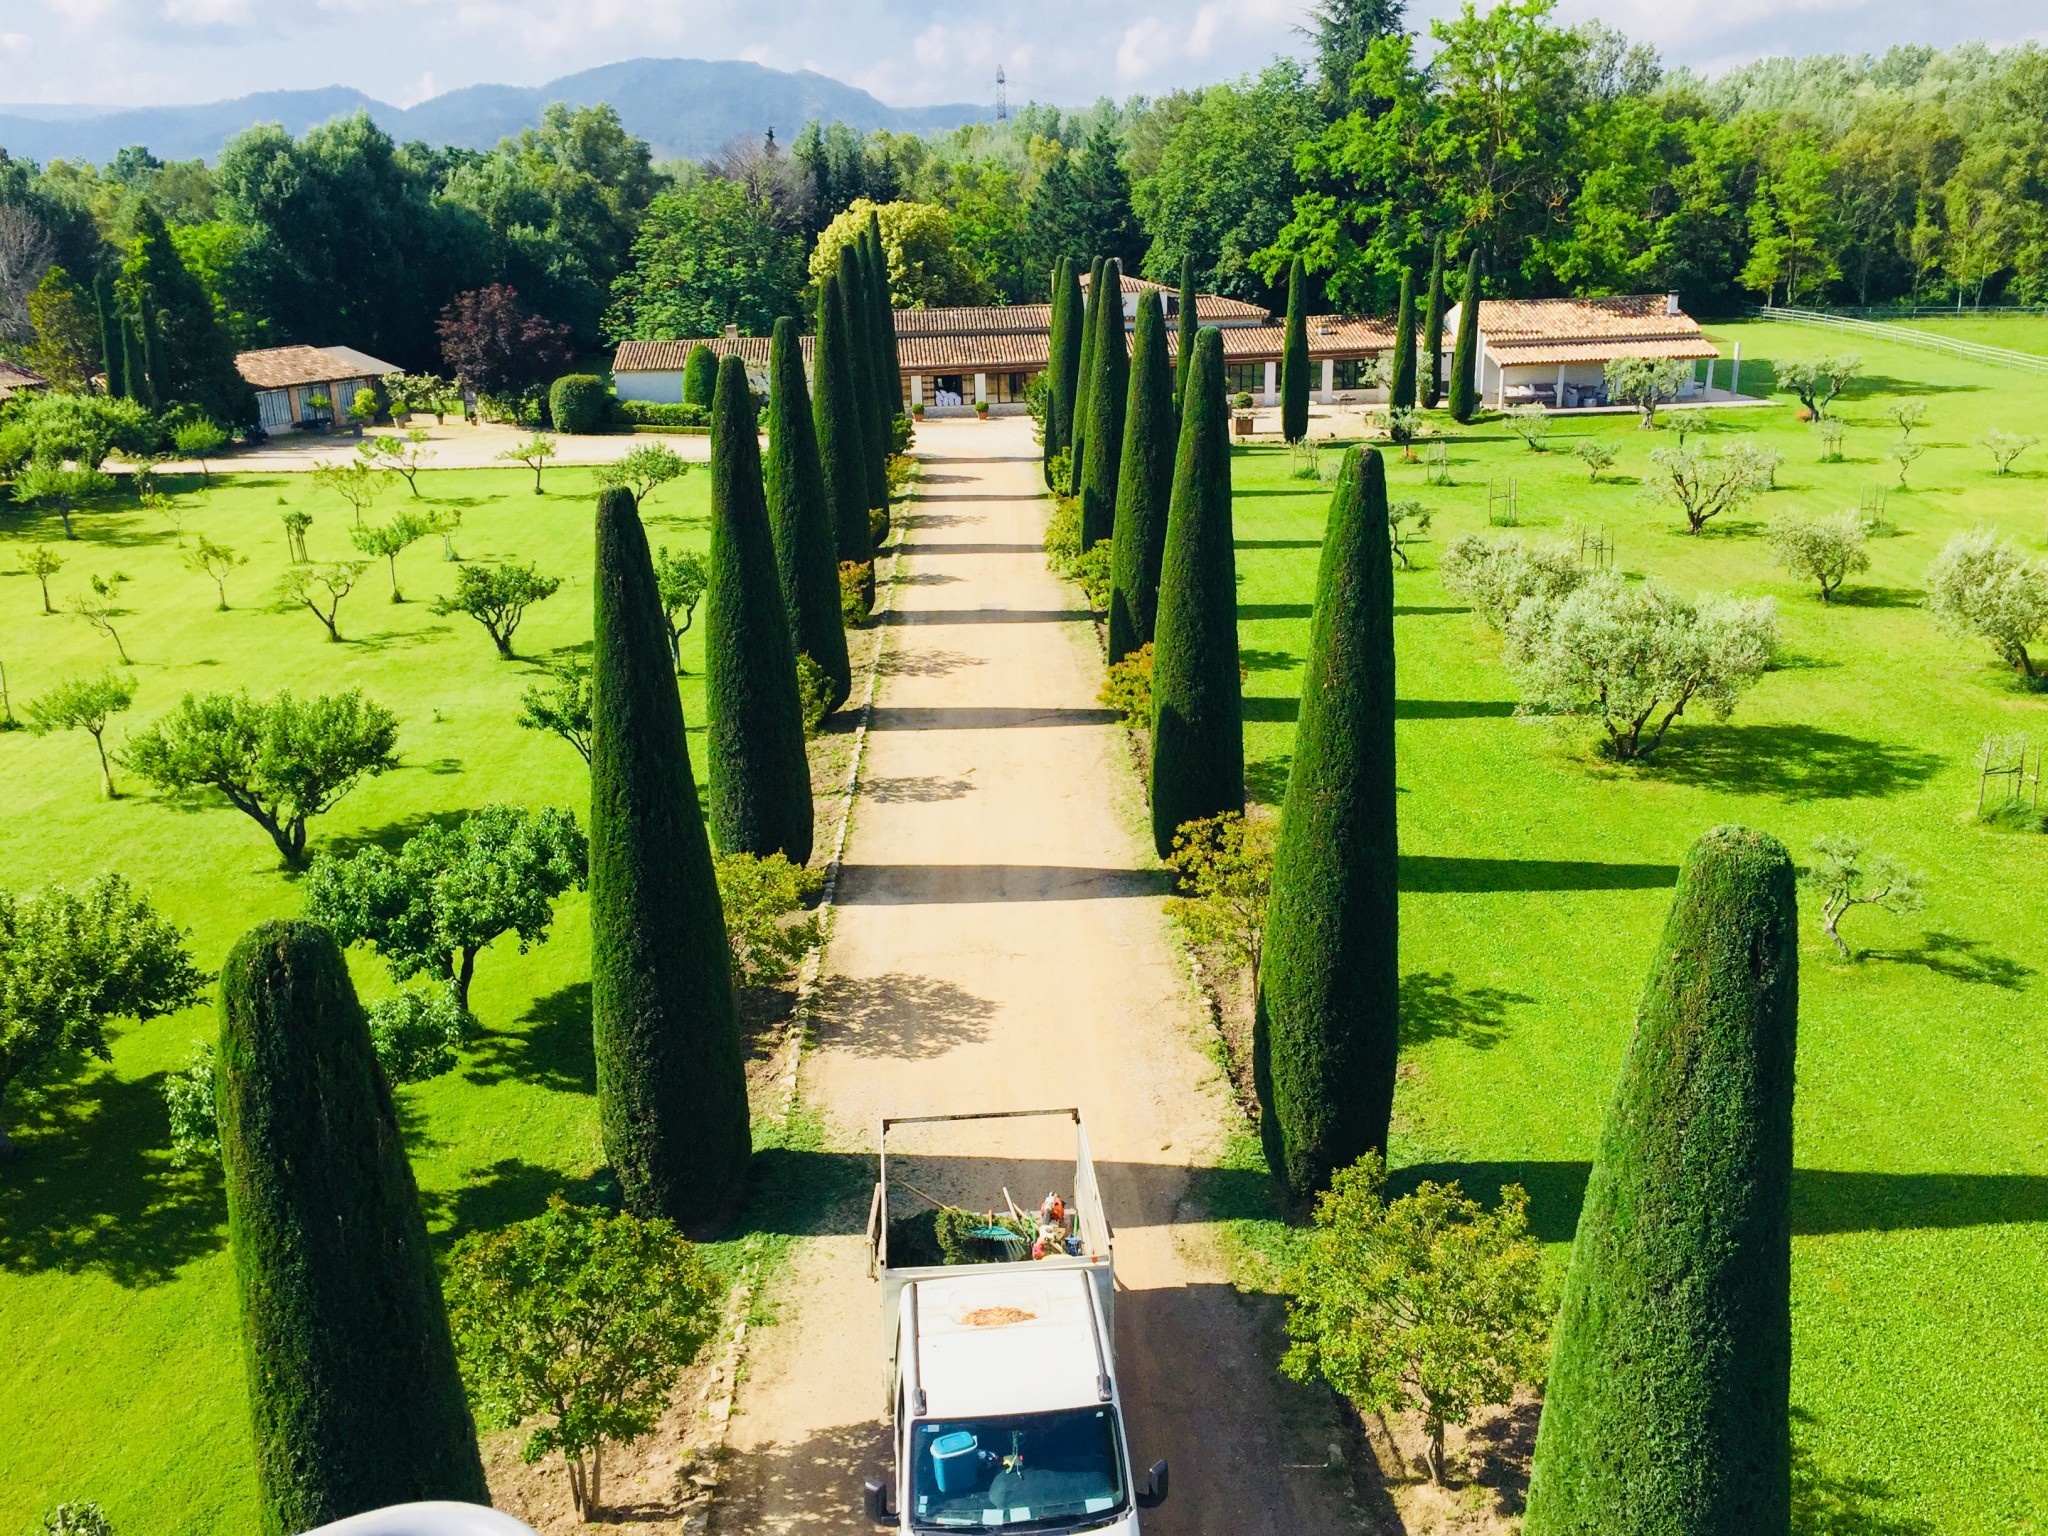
[{"left": 1756, "top": 306, "right": 2048, "bottom": 376}]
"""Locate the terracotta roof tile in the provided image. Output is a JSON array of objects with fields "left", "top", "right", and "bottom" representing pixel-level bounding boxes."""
[
  {"left": 1448, "top": 294, "right": 1705, "bottom": 345},
  {"left": 0, "top": 359, "right": 46, "bottom": 397},
  {"left": 235, "top": 344, "right": 402, "bottom": 390}
]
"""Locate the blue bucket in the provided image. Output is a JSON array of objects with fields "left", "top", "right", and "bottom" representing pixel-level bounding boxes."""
[{"left": 931, "top": 1431, "right": 980, "bottom": 1495}]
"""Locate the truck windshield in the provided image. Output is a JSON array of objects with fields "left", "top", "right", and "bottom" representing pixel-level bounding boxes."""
[{"left": 909, "top": 1407, "right": 1127, "bottom": 1531}]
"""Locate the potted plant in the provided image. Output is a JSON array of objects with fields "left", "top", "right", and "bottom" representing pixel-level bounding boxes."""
[
  {"left": 974, "top": 400, "right": 990, "bottom": 419},
  {"left": 912, "top": 401, "right": 926, "bottom": 420},
  {"left": 1233, "top": 391, "right": 1255, "bottom": 438},
  {"left": 304, "top": 393, "right": 332, "bottom": 432}
]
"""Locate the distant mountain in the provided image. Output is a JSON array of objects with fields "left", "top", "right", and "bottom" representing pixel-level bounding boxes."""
[{"left": 0, "top": 58, "right": 987, "bottom": 166}]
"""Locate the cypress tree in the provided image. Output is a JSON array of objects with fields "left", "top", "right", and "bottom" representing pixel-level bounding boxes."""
[
  {"left": 216, "top": 920, "right": 488, "bottom": 1536},
  {"left": 839, "top": 243, "right": 890, "bottom": 517},
  {"left": 1050, "top": 258, "right": 1085, "bottom": 487},
  {"left": 865, "top": 211, "right": 902, "bottom": 428},
  {"left": 707, "top": 354, "right": 813, "bottom": 866},
  {"left": 1390, "top": 267, "right": 1417, "bottom": 411},
  {"left": 141, "top": 291, "right": 169, "bottom": 411},
  {"left": 1174, "top": 254, "right": 1198, "bottom": 418},
  {"left": 122, "top": 202, "right": 251, "bottom": 423},
  {"left": 1149, "top": 326, "right": 1243, "bottom": 858},
  {"left": 1525, "top": 825, "right": 1797, "bottom": 1535},
  {"left": 1079, "top": 258, "right": 1129, "bottom": 550},
  {"left": 1108, "top": 289, "right": 1174, "bottom": 664},
  {"left": 94, "top": 275, "right": 123, "bottom": 398},
  {"left": 589, "top": 485, "right": 750, "bottom": 1225},
  {"left": 119, "top": 309, "right": 144, "bottom": 408},
  {"left": 1043, "top": 260, "right": 1068, "bottom": 486},
  {"left": 765, "top": 316, "right": 851, "bottom": 713},
  {"left": 683, "top": 344, "right": 718, "bottom": 409},
  {"left": 1421, "top": 236, "right": 1447, "bottom": 409},
  {"left": 1072, "top": 256, "right": 1105, "bottom": 481},
  {"left": 1253, "top": 448, "right": 1399, "bottom": 1196},
  {"left": 813, "top": 274, "right": 873, "bottom": 566},
  {"left": 1281, "top": 258, "right": 1311, "bottom": 443},
  {"left": 1449, "top": 247, "right": 1482, "bottom": 424}
]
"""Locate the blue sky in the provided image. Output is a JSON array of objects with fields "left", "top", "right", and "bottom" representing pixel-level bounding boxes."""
[{"left": 1, "top": 0, "right": 2043, "bottom": 109}]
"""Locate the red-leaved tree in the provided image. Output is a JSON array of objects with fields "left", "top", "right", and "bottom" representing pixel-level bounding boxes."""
[{"left": 436, "top": 285, "right": 573, "bottom": 398}]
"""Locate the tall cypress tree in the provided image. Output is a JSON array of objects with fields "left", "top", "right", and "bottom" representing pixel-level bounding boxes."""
[
  {"left": 93, "top": 275, "right": 123, "bottom": 398},
  {"left": 865, "top": 211, "right": 902, "bottom": 430},
  {"left": 1421, "top": 237, "right": 1447, "bottom": 410},
  {"left": 120, "top": 309, "right": 145, "bottom": 409},
  {"left": 683, "top": 344, "right": 718, "bottom": 409},
  {"left": 1043, "top": 260, "right": 1069, "bottom": 486},
  {"left": 1281, "top": 258, "right": 1311, "bottom": 443},
  {"left": 216, "top": 920, "right": 488, "bottom": 1536},
  {"left": 1072, "top": 255, "right": 1105, "bottom": 481},
  {"left": 1149, "top": 327, "right": 1243, "bottom": 858},
  {"left": 589, "top": 485, "right": 750, "bottom": 1225},
  {"left": 1449, "top": 247, "right": 1483, "bottom": 424},
  {"left": 1050, "top": 258, "right": 1085, "bottom": 488},
  {"left": 839, "top": 243, "right": 890, "bottom": 517},
  {"left": 707, "top": 354, "right": 813, "bottom": 866},
  {"left": 814, "top": 274, "right": 873, "bottom": 566},
  {"left": 1253, "top": 448, "right": 1399, "bottom": 1196},
  {"left": 1525, "top": 826, "right": 1797, "bottom": 1536},
  {"left": 1108, "top": 289, "right": 1174, "bottom": 664},
  {"left": 1390, "top": 268, "right": 1417, "bottom": 411},
  {"left": 122, "top": 202, "right": 250, "bottom": 423},
  {"left": 1174, "top": 254, "right": 1198, "bottom": 418},
  {"left": 765, "top": 316, "right": 851, "bottom": 713},
  {"left": 1079, "top": 258, "right": 1129, "bottom": 550}
]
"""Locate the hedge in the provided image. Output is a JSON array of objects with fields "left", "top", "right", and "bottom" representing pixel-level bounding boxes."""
[{"left": 549, "top": 374, "right": 609, "bottom": 435}]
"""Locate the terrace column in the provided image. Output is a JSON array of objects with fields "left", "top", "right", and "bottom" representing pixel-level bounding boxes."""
[
  {"left": 1730, "top": 342, "right": 1742, "bottom": 397},
  {"left": 974, "top": 372, "right": 987, "bottom": 406},
  {"left": 1263, "top": 360, "right": 1277, "bottom": 406},
  {"left": 1322, "top": 358, "right": 1334, "bottom": 400},
  {"left": 911, "top": 374, "right": 923, "bottom": 408},
  {"left": 1496, "top": 357, "right": 1506, "bottom": 409},
  {"left": 1556, "top": 361, "right": 1566, "bottom": 408}
]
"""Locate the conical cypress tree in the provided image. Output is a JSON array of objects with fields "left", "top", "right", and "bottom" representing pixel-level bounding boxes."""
[
  {"left": 1042, "top": 261, "right": 1066, "bottom": 483},
  {"left": 1072, "top": 256, "right": 1105, "bottom": 481},
  {"left": 1390, "top": 268, "right": 1417, "bottom": 411},
  {"left": 94, "top": 275, "right": 123, "bottom": 398},
  {"left": 119, "top": 310, "right": 144, "bottom": 407},
  {"left": 590, "top": 485, "right": 750, "bottom": 1225},
  {"left": 1449, "top": 247, "right": 1482, "bottom": 424},
  {"left": 683, "top": 344, "right": 718, "bottom": 409},
  {"left": 1050, "top": 258, "right": 1085, "bottom": 487},
  {"left": 1253, "top": 448, "right": 1399, "bottom": 1197},
  {"left": 1525, "top": 825, "right": 1797, "bottom": 1536},
  {"left": 216, "top": 920, "right": 488, "bottom": 1536},
  {"left": 1281, "top": 258, "right": 1310, "bottom": 443},
  {"left": 813, "top": 274, "right": 873, "bottom": 566},
  {"left": 1174, "top": 255, "right": 1198, "bottom": 418},
  {"left": 765, "top": 316, "right": 851, "bottom": 713},
  {"left": 707, "top": 354, "right": 813, "bottom": 866},
  {"left": 1421, "top": 237, "right": 1447, "bottom": 409},
  {"left": 865, "top": 212, "right": 902, "bottom": 429},
  {"left": 1108, "top": 289, "right": 1174, "bottom": 664},
  {"left": 839, "top": 243, "right": 890, "bottom": 516},
  {"left": 141, "top": 292, "right": 169, "bottom": 411},
  {"left": 1149, "top": 326, "right": 1243, "bottom": 857},
  {"left": 1079, "top": 258, "right": 1129, "bottom": 550}
]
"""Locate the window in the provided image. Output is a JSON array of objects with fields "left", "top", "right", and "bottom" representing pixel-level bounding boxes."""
[
  {"left": 1226, "top": 363, "right": 1265, "bottom": 398},
  {"left": 910, "top": 1408, "right": 1127, "bottom": 1531},
  {"left": 1333, "top": 357, "right": 1382, "bottom": 390}
]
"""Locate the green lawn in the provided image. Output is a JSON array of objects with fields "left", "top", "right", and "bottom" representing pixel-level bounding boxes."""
[
  {"left": 0, "top": 460, "right": 724, "bottom": 1533},
  {"left": 1895, "top": 311, "right": 2048, "bottom": 358},
  {"left": 1231, "top": 320, "right": 2048, "bottom": 1533}
]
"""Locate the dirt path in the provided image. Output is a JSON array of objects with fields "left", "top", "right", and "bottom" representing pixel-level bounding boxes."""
[{"left": 714, "top": 417, "right": 1360, "bottom": 1534}]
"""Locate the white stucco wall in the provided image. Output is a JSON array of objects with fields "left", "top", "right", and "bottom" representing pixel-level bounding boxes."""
[{"left": 615, "top": 370, "right": 684, "bottom": 405}]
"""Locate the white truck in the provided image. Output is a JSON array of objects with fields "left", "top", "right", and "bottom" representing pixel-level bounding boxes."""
[{"left": 861, "top": 1108, "right": 1170, "bottom": 1534}]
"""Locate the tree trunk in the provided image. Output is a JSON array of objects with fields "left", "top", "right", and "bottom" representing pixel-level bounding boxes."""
[
  {"left": 92, "top": 731, "right": 117, "bottom": 798},
  {"left": 454, "top": 949, "right": 477, "bottom": 1014}
]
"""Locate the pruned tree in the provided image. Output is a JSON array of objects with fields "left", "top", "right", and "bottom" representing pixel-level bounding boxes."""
[
  {"left": 22, "top": 544, "right": 63, "bottom": 613},
  {"left": 121, "top": 688, "right": 400, "bottom": 865},
  {"left": 1388, "top": 500, "right": 1433, "bottom": 570},
  {"left": 184, "top": 535, "right": 248, "bottom": 610},
  {"left": 1642, "top": 443, "right": 1766, "bottom": 535},
  {"left": 280, "top": 560, "right": 369, "bottom": 642},
  {"left": 1778, "top": 355, "right": 1861, "bottom": 419},
  {"left": 305, "top": 805, "right": 588, "bottom": 1014},
  {"left": 1505, "top": 576, "right": 1778, "bottom": 760},
  {"left": 0, "top": 875, "right": 207, "bottom": 1158},
  {"left": 67, "top": 572, "right": 132, "bottom": 663},
  {"left": 497, "top": 432, "right": 558, "bottom": 495},
  {"left": 593, "top": 444, "right": 689, "bottom": 507},
  {"left": 1767, "top": 512, "right": 1869, "bottom": 603},
  {"left": 1284, "top": 1154, "right": 1548, "bottom": 1485},
  {"left": 1815, "top": 417, "right": 1846, "bottom": 462},
  {"left": 1981, "top": 429, "right": 2038, "bottom": 477},
  {"left": 653, "top": 546, "right": 709, "bottom": 674},
  {"left": 1889, "top": 437, "right": 1926, "bottom": 486},
  {"left": 1504, "top": 403, "right": 1552, "bottom": 452},
  {"left": 26, "top": 671, "right": 135, "bottom": 797},
  {"left": 1802, "top": 835, "right": 1923, "bottom": 960},
  {"left": 281, "top": 509, "right": 313, "bottom": 563},
  {"left": 362, "top": 429, "right": 433, "bottom": 495},
  {"left": 310, "top": 457, "right": 388, "bottom": 528},
  {"left": 1604, "top": 356, "right": 1692, "bottom": 429},
  {"left": 16, "top": 462, "right": 112, "bottom": 540},
  {"left": 350, "top": 511, "right": 434, "bottom": 602},
  {"left": 172, "top": 420, "right": 228, "bottom": 483},
  {"left": 446, "top": 1198, "right": 720, "bottom": 1519},
  {"left": 432, "top": 562, "right": 562, "bottom": 657},
  {"left": 1665, "top": 408, "right": 1707, "bottom": 448},
  {"left": 1885, "top": 400, "right": 1927, "bottom": 441},
  {"left": 1725, "top": 438, "right": 1783, "bottom": 490},
  {"left": 517, "top": 663, "right": 593, "bottom": 764},
  {"left": 1572, "top": 440, "right": 1615, "bottom": 482},
  {"left": 1439, "top": 534, "right": 1586, "bottom": 629},
  {"left": 1926, "top": 529, "right": 2048, "bottom": 678}
]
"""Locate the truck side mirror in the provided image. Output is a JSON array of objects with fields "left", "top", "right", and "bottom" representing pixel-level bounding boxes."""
[
  {"left": 863, "top": 1478, "right": 895, "bottom": 1524},
  {"left": 1136, "top": 1459, "right": 1170, "bottom": 1508}
]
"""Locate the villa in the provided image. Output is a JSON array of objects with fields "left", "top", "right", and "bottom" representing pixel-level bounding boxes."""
[
  {"left": 235, "top": 344, "right": 403, "bottom": 431},
  {"left": 1441, "top": 294, "right": 1729, "bottom": 410}
]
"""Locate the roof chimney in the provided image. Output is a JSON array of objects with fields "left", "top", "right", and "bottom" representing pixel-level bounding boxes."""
[
  {"left": 1665, "top": 291, "right": 1681, "bottom": 317},
  {"left": 725, "top": 323, "right": 740, "bottom": 340}
]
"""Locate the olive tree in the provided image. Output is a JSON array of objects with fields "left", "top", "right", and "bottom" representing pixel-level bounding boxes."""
[
  {"left": 1778, "top": 355, "right": 1861, "bottom": 419},
  {"left": 432, "top": 562, "right": 562, "bottom": 657},
  {"left": 26, "top": 671, "right": 134, "bottom": 797},
  {"left": 1572, "top": 441, "right": 1615, "bottom": 482},
  {"left": 1604, "top": 356, "right": 1693, "bottom": 428},
  {"left": 1802, "top": 835, "right": 1923, "bottom": 961},
  {"left": 1439, "top": 534, "right": 1586, "bottom": 630},
  {"left": 304, "top": 804, "right": 588, "bottom": 1013},
  {"left": 1981, "top": 430, "right": 2038, "bottom": 477},
  {"left": 1641, "top": 443, "right": 1766, "bottom": 535},
  {"left": 121, "top": 688, "right": 399, "bottom": 865},
  {"left": 1926, "top": 529, "right": 2048, "bottom": 679},
  {"left": 0, "top": 874, "right": 207, "bottom": 1158},
  {"left": 1283, "top": 1153, "right": 1547, "bottom": 1486},
  {"left": 1767, "top": 512, "right": 1870, "bottom": 603},
  {"left": 445, "top": 1198, "right": 721, "bottom": 1519},
  {"left": 1505, "top": 576, "right": 1778, "bottom": 761},
  {"left": 184, "top": 536, "right": 247, "bottom": 610}
]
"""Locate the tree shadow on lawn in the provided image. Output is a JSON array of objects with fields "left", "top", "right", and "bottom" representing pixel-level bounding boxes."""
[
  {"left": 463, "top": 981, "right": 596, "bottom": 1095},
  {"left": 1791, "top": 1408, "right": 1937, "bottom": 1536},
  {"left": 1830, "top": 584, "right": 1924, "bottom": 609},
  {"left": 319, "top": 807, "right": 468, "bottom": 861},
  {"left": 1392, "top": 1160, "right": 2048, "bottom": 1246},
  {"left": 1400, "top": 971, "right": 1534, "bottom": 1049},
  {"left": 1862, "top": 930, "right": 2034, "bottom": 989},
  {"left": 1240, "top": 647, "right": 1298, "bottom": 673},
  {"left": 1246, "top": 754, "right": 1292, "bottom": 804},
  {"left": 1243, "top": 696, "right": 1518, "bottom": 723},
  {"left": 1633, "top": 723, "right": 1944, "bottom": 801},
  {"left": 0, "top": 1068, "right": 226, "bottom": 1286},
  {"left": 419, "top": 1156, "right": 616, "bottom": 1247},
  {"left": 1399, "top": 855, "right": 1679, "bottom": 892}
]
